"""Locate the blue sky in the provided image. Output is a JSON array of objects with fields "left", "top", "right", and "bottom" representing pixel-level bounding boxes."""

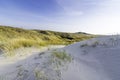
[{"left": 0, "top": 0, "right": 120, "bottom": 34}]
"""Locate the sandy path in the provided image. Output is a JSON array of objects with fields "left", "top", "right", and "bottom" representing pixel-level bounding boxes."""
[{"left": 0, "top": 45, "right": 65, "bottom": 76}]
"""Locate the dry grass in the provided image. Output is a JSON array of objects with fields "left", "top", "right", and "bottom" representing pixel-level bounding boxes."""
[{"left": 0, "top": 26, "right": 95, "bottom": 56}]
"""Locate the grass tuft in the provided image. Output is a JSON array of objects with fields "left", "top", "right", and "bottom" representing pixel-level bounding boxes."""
[{"left": 52, "top": 50, "right": 72, "bottom": 62}]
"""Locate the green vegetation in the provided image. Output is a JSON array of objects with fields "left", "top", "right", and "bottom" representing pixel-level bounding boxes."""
[
  {"left": 0, "top": 25, "right": 95, "bottom": 53},
  {"left": 34, "top": 69, "right": 47, "bottom": 80},
  {"left": 91, "top": 41, "right": 99, "bottom": 47},
  {"left": 80, "top": 41, "right": 99, "bottom": 48},
  {"left": 80, "top": 43, "right": 89, "bottom": 47},
  {"left": 52, "top": 50, "right": 72, "bottom": 62}
]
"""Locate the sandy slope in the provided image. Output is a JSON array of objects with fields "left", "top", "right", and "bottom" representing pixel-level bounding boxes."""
[
  {"left": 0, "top": 36, "right": 120, "bottom": 80},
  {"left": 62, "top": 35, "right": 120, "bottom": 80},
  {"left": 0, "top": 45, "right": 65, "bottom": 80}
]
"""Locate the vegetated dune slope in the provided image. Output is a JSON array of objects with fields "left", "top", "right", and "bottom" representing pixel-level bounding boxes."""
[
  {"left": 0, "top": 35, "right": 120, "bottom": 80},
  {"left": 62, "top": 35, "right": 120, "bottom": 80},
  {"left": 0, "top": 46, "right": 66, "bottom": 80},
  {"left": 0, "top": 26, "right": 94, "bottom": 52}
]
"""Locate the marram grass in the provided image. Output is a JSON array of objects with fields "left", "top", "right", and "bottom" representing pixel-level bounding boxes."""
[{"left": 0, "top": 26, "right": 95, "bottom": 56}]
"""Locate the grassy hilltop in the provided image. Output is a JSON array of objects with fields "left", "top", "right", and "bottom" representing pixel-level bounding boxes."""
[{"left": 0, "top": 26, "right": 95, "bottom": 53}]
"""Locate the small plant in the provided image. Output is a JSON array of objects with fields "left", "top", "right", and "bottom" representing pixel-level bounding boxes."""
[
  {"left": 52, "top": 50, "right": 72, "bottom": 62},
  {"left": 91, "top": 41, "right": 99, "bottom": 47},
  {"left": 34, "top": 69, "right": 48, "bottom": 80},
  {"left": 80, "top": 43, "right": 88, "bottom": 47},
  {"left": 16, "top": 65, "right": 29, "bottom": 80},
  {"left": 34, "top": 52, "right": 45, "bottom": 60},
  {"left": 82, "top": 50, "right": 88, "bottom": 55},
  {"left": 81, "top": 41, "right": 99, "bottom": 48}
]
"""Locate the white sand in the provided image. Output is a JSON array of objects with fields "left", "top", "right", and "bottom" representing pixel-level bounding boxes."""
[
  {"left": 61, "top": 35, "right": 120, "bottom": 80},
  {"left": 0, "top": 36, "right": 120, "bottom": 80},
  {"left": 0, "top": 45, "right": 65, "bottom": 80}
]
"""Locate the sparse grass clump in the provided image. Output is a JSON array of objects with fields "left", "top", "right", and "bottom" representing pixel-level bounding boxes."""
[
  {"left": 91, "top": 41, "right": 99, "bottom": 47},
  {"left": 34, "top": 69, "right": 48, "bottom": 80},
  {"left": 52, "top": 50, "right": 72, "bottom": 62},
  {"left": 80, "top": 43, "right": 89, "bottom": 47},
  {"left": 80, "top": 41, "right": 99, "bottom": 48}
]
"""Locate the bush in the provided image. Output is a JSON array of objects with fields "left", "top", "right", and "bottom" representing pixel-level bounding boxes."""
[
  {"left": 52, "top": 50, "right": 71, "bottom": 62},
  {"left": 80, "top": 43, "right": 89, "bottom": 47},
  {"left": 90, "top": 41, "right": 99, "bottom": 47}
]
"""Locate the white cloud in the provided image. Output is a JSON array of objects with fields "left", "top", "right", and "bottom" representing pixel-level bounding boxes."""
[
  {"left": 65, "top": 11, "right": 84, "bottom": 16},
  {"left": 80, "top": 0, "right": 120, "bottom": 34},
  {"left": 2, "top": 0, "right": 120, "bottom": 34}
]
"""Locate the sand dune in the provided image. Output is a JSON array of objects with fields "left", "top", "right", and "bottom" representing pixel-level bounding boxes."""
[
  {"left": 62, "top": 35, "right": 120, "bottom": 80},
  {"left": 0, "top": 36, "right": 120, "bottom": 80}
]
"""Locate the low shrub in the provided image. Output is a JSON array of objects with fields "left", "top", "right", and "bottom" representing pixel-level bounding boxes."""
[
  {"left": 52, "top": 50, "right": 71, "bottom": 62},
  {"left": 80, "top": 43, "right": 89, "bottom": 47}
]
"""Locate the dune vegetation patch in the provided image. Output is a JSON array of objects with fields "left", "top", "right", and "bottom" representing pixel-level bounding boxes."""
[
  {"left": 0, "top": 26, "right": 95, "bottom": 56},
  {"left": 1, "top": 38, "right": 46, "bottom": 51},
  {"left": 80, "top": 41, "right": 100, "bottom": 48},
  {"left": 0, "top": 49, "right": 73, "bottom": 80},
  {"left": 52, "top": 50, "right": 72, "bottom": 62}
]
